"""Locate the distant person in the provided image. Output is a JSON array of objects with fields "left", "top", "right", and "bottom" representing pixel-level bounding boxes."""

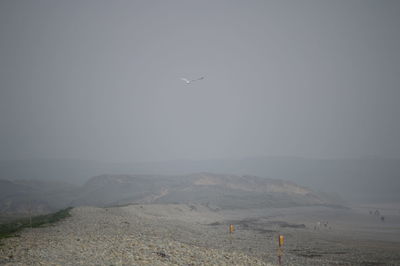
[
  {"left": 315, "top": 221, "right": 321, "bottom": 230},
  {"left": 381, "top": 216, "right": 385, "bottom": 222}
]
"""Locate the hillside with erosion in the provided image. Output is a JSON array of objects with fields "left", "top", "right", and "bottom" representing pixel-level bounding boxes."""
[
  {"left": 74, "top": 173, "right": 337, "bottom": 209},
  {"left": 0, "top": 173, "right": 342, "bottom": 217}
]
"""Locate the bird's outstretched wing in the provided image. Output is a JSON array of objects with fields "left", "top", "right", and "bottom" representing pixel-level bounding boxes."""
[
  {"left": 180, "top": 77, "right": 204, "bottom": 84},
  {"left": 180, "top": 78, "right": 191, "bottom": 84}
]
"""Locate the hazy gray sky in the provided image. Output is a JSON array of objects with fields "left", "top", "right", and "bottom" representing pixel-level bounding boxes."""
[{"left": 1, "top": 0, "right": 399, "bottom": 162}]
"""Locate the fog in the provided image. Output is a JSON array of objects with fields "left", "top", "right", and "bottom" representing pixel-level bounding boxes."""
[
  {"left": 1, "top": 0, "right": 400, "bottom": 163},
  {"left": 1, "top": 4, "right": 400, "bottom": 261},
  {"left": 1, "top": 0, "right": 400, "bottom": 205}
]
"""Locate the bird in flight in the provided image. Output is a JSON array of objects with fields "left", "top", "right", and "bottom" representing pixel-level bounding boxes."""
[{"left": 180, "top": 76, "right": 204, "bottom": 84}]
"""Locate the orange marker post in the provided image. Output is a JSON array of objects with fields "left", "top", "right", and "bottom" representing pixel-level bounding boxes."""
[
  {"left": 279, "top": 235, "right": 284, "bottom": 247},
  {"left": 277, "top": 235, "right": 284, "bottom": 265},
  {"left": 229, "top": 224, "right": 235, "bottom": 233}
]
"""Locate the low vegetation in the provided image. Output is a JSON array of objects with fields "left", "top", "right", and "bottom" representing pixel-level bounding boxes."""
[{"left": 0, "top": 207, "right": 72, "bottom": 240}]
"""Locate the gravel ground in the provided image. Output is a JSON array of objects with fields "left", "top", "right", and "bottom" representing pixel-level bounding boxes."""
[
  {"left": 0, "top": 205, "right": 272, "bottom": 265},
  {"left": 1, "top": 204, "right": 400, "bottom": 265}
]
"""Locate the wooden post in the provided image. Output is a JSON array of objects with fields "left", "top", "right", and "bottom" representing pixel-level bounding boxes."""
[
  {"left": 229, "top": 224, "right": 235, "bottom": 234},
  {"left": 277, "top": 234, "right": 284, "bottom": 265},
  {"left": 228, "top": 224, "right": 235, "bottom": 245},
  {"left": 279, "top": 235, "right": 284, "bottom": 247}
]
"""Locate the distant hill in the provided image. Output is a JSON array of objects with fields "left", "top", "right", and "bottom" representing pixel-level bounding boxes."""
[
  {"left": 0, "top": 179, "right": 78, "bottom": 215},
  {"left": 0, "top": 173, "right": 341, "bottom": 216},
  {"left": 72, "top": 173, "right": 339, "bottom": 209},
  {"left": 1, "top": 156, "right": 399, "bottom": 202}
]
